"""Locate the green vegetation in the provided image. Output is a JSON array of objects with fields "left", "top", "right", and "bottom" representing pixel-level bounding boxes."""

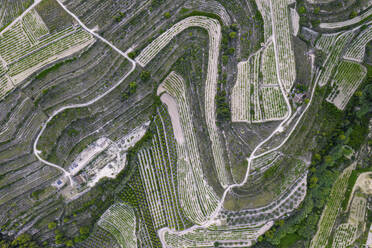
[
  {"left": 114, "top": 12, "right": 126, "bottom": 22},
  {"left": 140, "top": 70, "right": 151, "bottom": 81},
  {"left": 121, "top": 81, "right": 138, "bottom": 101},
  {"left": 0, "top": 233, "right": 41, "bottom": 248},
  {"left": 31, "top": 188, "right": 46, "bottom": 200},
  {"left": 255, "top": 65, "right": 372, "bottom": 247},
  {"left": 151, "top": 0, "right": 164, "bottom": 8},
  {"left": 229, "top": 31, "right": 237, "bottom": 39},
  {"left": 48, "top": 221, "right": 57, "bottom": 230},
  {"left": 215, "top": 90, "right": 230, "bottom": 125},
  {"left": 341, "top": 166, "right": 372, "bottom": 211},
  {"left": 35, "top": 57, "right": 77, "bottom": 80},
  {"left": 164, "top": 12, "right": 171, "bottom": 19},
  {"left": 177, "top": 10, "right": 224, "bottom": 26}
]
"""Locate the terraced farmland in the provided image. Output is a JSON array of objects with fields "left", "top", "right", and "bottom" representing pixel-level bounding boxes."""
[
  {"left": 270, "top": 0, "right": 296, "bottom": 92},
  {"left": 137, "top": 106, "right": 191, "bottom": 230},
  {"left": 0, "top": 0, "right": 95, "bottom": 97},
  {"left": 163, "top": 224, "right": 272, "bottom": 248},
  {"left": 0, "top": 0, "right": 370, "bottom": 246},
  {"left": 0, "top": 0, "right": 33, "bottom": 30},
  {"left": 319, "top": 8, "right": 372, "bottom": 29},
  {"left": 332, "top": 223, "right": 358, "bottom": 248},
  {"left": 326, "top": 61, "right": 367, "bottom": 110},
  {"left": 310, "top": 164, "right": 356, "bottom": 248},
  {"left": 98, "top": 203, "right": 137, "bottom": 248},
  {"left": 231, "top": 42, "right": 288, "bottom": 123},
  {"left": 316, "top": 31, "right": 355, "bottom": 87},
  {"left": 158, "top": 72, "right": 220, "bottom": 225},
  {"left": 316, "top": 33, "right": 339, "bottom": 53},
  {"left": 344, "top": 25, "right": 372, "bottom": 62},
  {"left": 136, "top": 15, "right": 228, "bottom": 188}
]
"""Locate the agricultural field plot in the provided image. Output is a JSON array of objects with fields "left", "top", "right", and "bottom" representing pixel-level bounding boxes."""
[
  {"left": 252, "top": 0, "right": 297, "bottom": 92},
  {"left": 270, "top": 0, "right": 297, "bottom": 93},
  {"left": 0, "top": 0, "right": 33, "bottom": 30},
  {"left": 1, "top": 0, "right": 372, "bottom": 246},
  {"left": 344, "top": 24, "right": 372, "bottom": 62},
  {"left": 348, "top": 195, "right": 367, "bottom": 224},
  {"left": 221, "top": 172, "right": 307, "bottom": 226},
  {"left": 255, "top": 0, "right": 272, "bottom": 40},
  {"left": 332, "top": 193, "right": 368, "bottom": 247},
  {"left": 158, "top": 72, "right": 220, "bottom": 225},
  {"left": 98, "top": 203, "right": 137, "bottom": 248},
  {"left": 319, "top": 7, "right": 372, "bottom": 30},
  {"left": 326, "top": 60, "right": 367, "bottom": 110},
  {"left": 250, "top": 151, "right": 282, "bottom": 174},
  {"left": 231, "top": 42, "right": 288, "bottom": 123},
  {"left": 310, "top": 163, "right": 356, "bottom": 248},
  {"left": 137, "top": 106, "right": 190, "bottom": 230},
  {"left": 80, "top": 227, "right": 121, "bottom": 248},
  {"left": 316, "top": 31, "right": 355, "bottom": 87},
  {"left": 136, "top": 15, "right": 229, "bottom": 188},
  {"left": 316, "top": 33, "right": 339, "bottom": 54},
  {"left": 0, "top": 74, "right": 13, "bottom": 96},
  {"left": 163, "top": 223, "right": 273, "bottom": 248},
  {"left": 332, "top": 223, "right": 358, "bottom": 248},
  {"left": 0, "top": 0, "right": 95, "bottom": 98}
]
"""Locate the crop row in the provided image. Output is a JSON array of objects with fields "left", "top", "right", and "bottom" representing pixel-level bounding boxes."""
[
  {"left": 98, "top": 203, "right": 137, "bottom": 248},
  {"left": 261, "top": 87, "right": 288, "bottom": 120},
  {"left": 261, "top": 42, "right": 278, "bottom": 86},
  {"left": 344, "top": 25, "right": 372, "bottom": 62},
  {"left": 231, "top": 43, "right": 287, "bottom": 123},
  {"left": 0, "top": 23, "right": 81, "bottom": 65},
  {"left": 220, "top": 173, "right": 307, "bottom": 226},
  {"left": 0, "top": 0, "right": 32, "bottom": 30},
  {"left": 137, "top": 15, "right": 228, "bottom": 188},
  {"left": 137, "top": 148, "right": 170, "bottom": 230},
  {"left": 9, "top": 28, "right": 93, "bottom": 79},
  {"left": 80, "top": 227, "right": 120, "bottom": 248},
  {"left": 159, "top": 72, "right": 220, "bottom": 224},
  {"left": 0, "top": 21, "right": 32, "bottom": 64},
  {"left": 255, "top": 0, "right": 272, "bottom": 40},
  {"left": 0, "top": 74, "right": 13, "bottom": 97},
  {"left": 137, "top": 107, "right": 189, "bottom": 230},
  {"left": 164, "top": 224, "right": 271, "bottom": 247},
  {"left": 319, "top": 8, "right": 372, "bottom": 29},
  {"left": 316, "top": 31, "right": 354, "bottom": 87},
  {"left": 310, "top": 164, "right": 355, "bottom": 248},
  {"left": 326, "top": 60, "right": 367, "bottom": 110},
  {"left": 271, "top": 0, "right": 296, "bottom": 92},
  {"left": 21, "top": 9, "right": 49, "bottom": 45},
  {"left": 332, "top": 223, "right": 357, "bottom": 248},
  {"left": 315, "top": 33, "right": 338, "bottom": 54}
]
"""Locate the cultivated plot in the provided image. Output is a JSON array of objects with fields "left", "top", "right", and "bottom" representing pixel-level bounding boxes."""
[
  {"left": 326, "top": 61, "right": 367, "bottom": 110},
  {"left": 0, "top": 0, "right": 95, "bottom": 98}
]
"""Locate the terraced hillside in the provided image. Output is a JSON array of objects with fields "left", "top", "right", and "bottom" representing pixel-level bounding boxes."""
[{"left": 0, "top": 0, "right": 371, "bottom": 247}]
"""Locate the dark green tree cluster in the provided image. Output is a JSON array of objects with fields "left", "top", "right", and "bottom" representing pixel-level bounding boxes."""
[
  {"left": 216, "top": 90, "right": 231, "bottom": 125},
  {"left": 221, "top": 24, "right": 238, "bottom": 65},
  {"left": 0, "top": 233, "right": 41, "bottom": 248},
  {"left": 140, "top": 70, "right": 151, "bottom": 81},
  {"left": 113, "top": 12, "right": 126, "bottom": 22},
  {"left": 121, "top": 81, "right": 137, "bottom": 102},
  {"left": 150, "top": 0, "right": 164, "bottom": 8},
  {"left": 254, "top": 65, "right": 372, "bottom": 247}
]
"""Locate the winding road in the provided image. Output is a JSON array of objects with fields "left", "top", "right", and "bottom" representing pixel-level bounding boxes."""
[
  {"left": 31, "top": 0, "right": 137, "bottom": 185},
  {"left": 158, "top": 1, "right": 318, "bottom": 246},
  {"left": 17, "top": 0, "right": 319, "bottom": 246}
]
